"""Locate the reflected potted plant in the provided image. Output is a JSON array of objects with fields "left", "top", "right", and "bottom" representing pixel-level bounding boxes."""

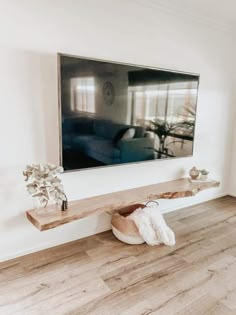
[
  {"left": 147, "top": 108, "right": 195, "bottom": 158},
  {"left": 148, "top": 120, "right": 175, "bottom": 158},
  {"left": 23, "top": 163, "right": 68, "bottom": 211}
]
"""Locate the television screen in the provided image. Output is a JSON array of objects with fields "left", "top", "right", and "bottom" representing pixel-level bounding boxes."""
[{"left": 58, "top": 54, "right": 199, "bottom": 171}]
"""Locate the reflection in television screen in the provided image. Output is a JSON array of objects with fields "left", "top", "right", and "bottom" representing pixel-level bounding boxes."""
[{"left": 59, "top": 54, "right": 199, "bottom": 171}]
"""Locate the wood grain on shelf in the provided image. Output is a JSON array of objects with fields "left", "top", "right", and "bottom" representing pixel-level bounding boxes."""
[{"left": 26, "top": 178, "right": 220, "bottom": 231}]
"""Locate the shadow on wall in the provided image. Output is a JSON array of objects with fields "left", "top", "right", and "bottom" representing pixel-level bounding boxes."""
[
  {"left": 39, "top": 52, "right": 60, "bottom": 165},
  {"left": 4, "top": 212, "right": 28, "bottom": 230}
]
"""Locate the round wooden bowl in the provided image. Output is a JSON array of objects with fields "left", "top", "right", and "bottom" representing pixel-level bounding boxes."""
[{"left": 111, "top": 203, "right": 145, "bottom": 244}]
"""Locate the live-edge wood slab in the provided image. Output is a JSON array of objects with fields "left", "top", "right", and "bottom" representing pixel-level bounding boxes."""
[{"left": 26, "top": 178, "right": 220, "bottom": 231}]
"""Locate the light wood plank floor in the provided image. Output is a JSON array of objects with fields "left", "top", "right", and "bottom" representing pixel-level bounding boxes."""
[{"left": 1, "top": 196, "right": 236, "bottom": 315}]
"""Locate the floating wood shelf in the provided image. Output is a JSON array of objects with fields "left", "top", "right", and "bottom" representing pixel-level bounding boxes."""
[{"left": 26, "top": 178, "right": 220, "bottom": 231}]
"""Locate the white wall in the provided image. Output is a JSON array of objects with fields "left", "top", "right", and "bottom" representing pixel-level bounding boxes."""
[
  {"left": 0, "top": 0, "right": 235, "bottom": 262},
  {"left": 228, "top": 70, "right": 236, "bottom": 195},
  {"left": 227, "top": 32, "right": 236, "bottom": 195}
]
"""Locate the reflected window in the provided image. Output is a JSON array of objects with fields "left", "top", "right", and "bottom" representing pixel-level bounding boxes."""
[
  {"left": 70, "top": 77, "right": 95, "bottom": 113},
  {"left": 129, "top": 81, "right": 198, "bottom": 126}
]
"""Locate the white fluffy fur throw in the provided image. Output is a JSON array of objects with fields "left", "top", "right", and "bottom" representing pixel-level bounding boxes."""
[{"left": 129, "top": 204, "right": 175, "bottom": 246}]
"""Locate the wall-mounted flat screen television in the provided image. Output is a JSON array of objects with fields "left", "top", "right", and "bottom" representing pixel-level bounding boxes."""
[{"left": 58, "top": 54, "right": 199, "bottom": 171}]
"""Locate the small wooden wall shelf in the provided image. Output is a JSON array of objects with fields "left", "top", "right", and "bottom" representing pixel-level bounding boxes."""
[{"left": 26, "top": 178, "right": 220, "bottom": 231}]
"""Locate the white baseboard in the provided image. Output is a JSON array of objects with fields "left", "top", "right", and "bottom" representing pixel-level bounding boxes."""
[
  {"left": 0, "top": 227, "right": 110, "bottom": 263},
  {"left": 227, "top": 192, "right": 236, "bottom": 198},
  {"left": 161, "top": 191, "right": 228, "bottom": 215},
  {"left": 1, "top": 192, "right": 230, "bottom": 263}
]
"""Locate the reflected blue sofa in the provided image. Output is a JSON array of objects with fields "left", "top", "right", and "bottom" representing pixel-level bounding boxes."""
[{"left": 63, "top": 116, "right": 155, "bottom": 164}]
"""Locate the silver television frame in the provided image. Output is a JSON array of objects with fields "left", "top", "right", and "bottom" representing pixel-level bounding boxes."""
[{"left": 57, "top": 52, "right": 200, "bottom": 172}]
